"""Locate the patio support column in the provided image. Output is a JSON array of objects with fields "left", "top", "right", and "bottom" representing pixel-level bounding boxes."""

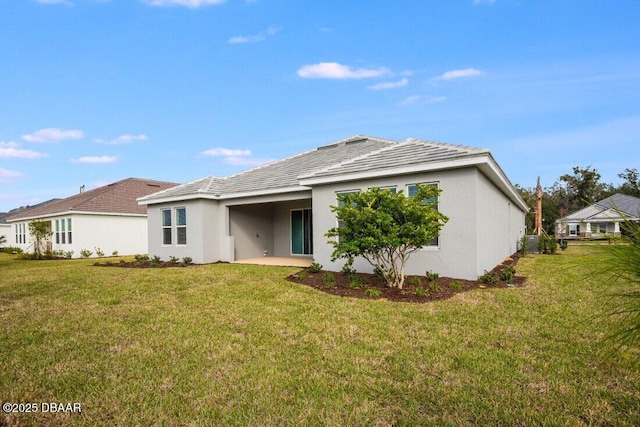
[{"left": 614, "top": 222, "right": 620, "bottom": 234}]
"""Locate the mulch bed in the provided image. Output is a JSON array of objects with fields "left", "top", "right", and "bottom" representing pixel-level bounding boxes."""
[{"left": 287, "top": 253, "right": 525, "bottom": 304}]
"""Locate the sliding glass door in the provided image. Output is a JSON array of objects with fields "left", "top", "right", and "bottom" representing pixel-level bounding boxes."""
[{"left": 291, "top": 209, "right": 312, "bottom": 255}]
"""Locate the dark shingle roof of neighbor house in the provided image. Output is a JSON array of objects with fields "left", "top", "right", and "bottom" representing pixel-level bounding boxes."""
[
  {"left": 0, "top": 199, "right": 61, "bottom": 224},
  {"left": 5, "top": 178, "right": 178, "bottom": 221},
  {"left": 139, "top": 135, "right": 492, "bottom": 203}
]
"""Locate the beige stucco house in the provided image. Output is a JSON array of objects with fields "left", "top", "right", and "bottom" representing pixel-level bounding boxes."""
[{"left": 138, "top": 135, "right": 528, "bottom": 280}]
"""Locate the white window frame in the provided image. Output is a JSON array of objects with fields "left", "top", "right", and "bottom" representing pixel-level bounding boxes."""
[
  {"left": 406, "top": 182, "right": 440, "bottom": 248},
  {"left": 176, "top": 207, "right": 187, "bottom": 246},
  {"left": 162, "top": 209, "right": 172, "bottom": 245}
]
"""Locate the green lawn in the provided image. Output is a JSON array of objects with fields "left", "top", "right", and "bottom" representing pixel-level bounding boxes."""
[{"left": 1, "top": 246, "right": 639, "bottom": 426}]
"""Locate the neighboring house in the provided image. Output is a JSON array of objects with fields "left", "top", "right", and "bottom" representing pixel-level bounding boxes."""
[
  {"left": 0, "top": 213, "right": 10, "bottom": 248},
  {"left": 0, "top": 199, "right": 60, "bottom": 249},
  {"left": 5, "top": 178, "right": 177, "bottom": 257},
  {"left": 555, "top": 193, "right": 640, "bottom": 239},
  {"left": 139, "top": 135, "right": 527, "bottom": 281}
]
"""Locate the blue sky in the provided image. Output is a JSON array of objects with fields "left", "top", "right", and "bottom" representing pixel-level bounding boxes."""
[{"left": 1, "top": 0, "right": 639, "bottom": 212}]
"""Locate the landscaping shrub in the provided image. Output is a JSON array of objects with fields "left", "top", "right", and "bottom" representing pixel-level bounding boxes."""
[{"left": 308, "top": 262, "right": 322, "bottom": 273}]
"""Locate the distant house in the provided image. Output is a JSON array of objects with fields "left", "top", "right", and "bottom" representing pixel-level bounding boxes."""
[
  {"left": 1, "top": 199, "right": 60, "bottom": 249},
  {"left": 555, "top": 193, "right": 640, "bottom": 239},
  {"left": 5, "top": 178, "right": 177, "bottom": 256},
  {"left": 138, "top": 135, "right": 528, "bottom": 280}
]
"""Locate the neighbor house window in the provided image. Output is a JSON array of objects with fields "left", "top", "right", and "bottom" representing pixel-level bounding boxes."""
[
  {"left": 55, "top": 220, "right": 60, "bottom": 244},
  {"left": 61, "top": 219, "right": 66, "bottom": 244},
  {"left": 67, "top": 218, "right": 72, "bottom": 244},
  {"left": 176, "top": 207, "right": 187, "bottom": 245},
  {"left": 569, "top": 224, "right": 580, "bottom": 236},
  {"left": 16, "top": 223, "right": 26, "bottom": 244},
  {"left": 407, "top": 182, "right": 439, "bottom": 246},
  {"left": 162, "top": 209, "right": 172, "bottom": 245}
]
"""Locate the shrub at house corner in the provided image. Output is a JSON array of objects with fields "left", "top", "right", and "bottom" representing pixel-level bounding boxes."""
[{"left": 326, "top": 185, "right": 448, "bottom": 289}]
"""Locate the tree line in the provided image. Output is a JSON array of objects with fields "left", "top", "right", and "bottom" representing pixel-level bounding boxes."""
[{"left": 515, "top": 167, "right": 640, "bottom": 235}]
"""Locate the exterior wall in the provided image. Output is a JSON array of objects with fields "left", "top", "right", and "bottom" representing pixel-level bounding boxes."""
[
  {"left": 0, "top": 224, "right": 13, "bottom": 248},
  {"left": 229, "top": 204, "right": 274, "bottom": 260},
  {"left": 311, "top": 167, "right": 489, "bottom": 280},
  {"left": 475, "top": 170, "right": 525, "bottom": 276},
  {"left": 68, "top": 214, "right": 148, "bottom": 257},
  {"left": 7, "top": 221, "right": 32, "bottom": 252},
  {"left": 147, "top": 199, "right": 219, "bottom": 264}
]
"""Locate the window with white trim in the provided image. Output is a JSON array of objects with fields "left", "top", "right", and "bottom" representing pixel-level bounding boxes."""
[
  {"left": 162, "top": 209, "right": 172, "bottom": 245},
  {"left": 336, "top": 190, "right": 360, "bottom": 244},
  {"left": 16, "top": 223, "right": 26, "bottom": 244},
  {"left": 176, "top": 207, "right": 187, "bottom": 245},
  {"left": 67, "top": 218, "right": 72, "bottom": 244},
  {"left": 407, "top": 182, "right": 440, "bottom": 247}
]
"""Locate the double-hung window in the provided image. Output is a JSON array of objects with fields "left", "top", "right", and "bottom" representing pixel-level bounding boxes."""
[
  {"left": 162, "top": 208, "right": 187, "bottom": 245},
  {"left": 176, "top": 207, "right": 187, "bottom": 245},
  {"left": 162, "top": 209, "right": 172, "bottom": 245},
  {"left": 407, "top": 182, "right": 440, "bottom": 247}
]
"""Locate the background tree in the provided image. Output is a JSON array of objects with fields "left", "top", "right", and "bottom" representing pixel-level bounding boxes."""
[
  {"left": 618, "top": 168, "right": 640, "bottom": 197},
  {"left": 326, "top": 185, "right": 448, "bottom": 289},
  {"left": 556, "top": 166, "right": 613, "bottom": 213},
  {"left": 28, "top": 220, "right": 53, "bottom": 257}
]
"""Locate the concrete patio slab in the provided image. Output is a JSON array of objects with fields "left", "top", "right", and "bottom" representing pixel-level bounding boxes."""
[{"left": 232, "top": 257, "right": 313, "bottom": 267}]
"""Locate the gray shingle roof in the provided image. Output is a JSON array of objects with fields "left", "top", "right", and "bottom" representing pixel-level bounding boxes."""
[
  {"left": 300, "top": 138, "right": 488, "bottom": 179},
  {"left": 138, "top": 135, "right": 496, "bottom": 204},
  {"left": 139, "top": 135, "right": 398, "bottom": 202},
  {"left": 560, "top": 193, "right": 640, "bottom": 221},
  {"left": 596, "top": 193, "right": 640, "bottom": 217}
]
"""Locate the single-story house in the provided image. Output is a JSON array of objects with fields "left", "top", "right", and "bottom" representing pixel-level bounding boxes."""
[
  {"left": 555, "top": 193, "right": 640, "bottom": 239},
  {"left": 5, "top": 178, "right": 177, "bottom": 257},
  {"left": 138, "top": 135, "right": 527, "bottom": 281}
]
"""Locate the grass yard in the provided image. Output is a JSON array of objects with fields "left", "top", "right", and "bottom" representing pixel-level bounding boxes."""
[{"left": 1, "top": 246, "right": 639, "bottom": 426}]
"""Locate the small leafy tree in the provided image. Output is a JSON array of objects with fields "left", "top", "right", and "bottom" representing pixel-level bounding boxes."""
[
  {"left": 326, "top": 185, "right": 448, "bottom": 289},
  {"left": 0, "top": 235, "right": 6, "bottom": 245},
  {"left": 28, "top": 220, "right": 53, "bottom": 257}
]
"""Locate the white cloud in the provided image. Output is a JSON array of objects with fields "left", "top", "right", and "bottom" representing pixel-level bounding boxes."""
[
  {"left": 368, "top": 78, "right": 409, "bottom": 90},
  {"left": 0, "top": 141, "right": 18, "bottom": 148},
  {"left": 435, "top": 68, "right": 484, "bottom": 80},
  {"left": 143, "top": 0, "right": 226, "bottom": 8},
  {"left": 297, "top": 62, "right": 389, "bottom": 79},
  {"left": 71, "top": 156, "right": 117, "bottom": 164},
  {"left": 229, "top": 27, "right": 280, "bottom": 44},
  {"left": 22, "top": 128, "right": 84, "bottom": 143},
  {"left": 202, "top": 148, "right": 252, "bottom": 157},
  {"left": 0, "top": 147, "right": 47, "bottom": 159},
  {"left": 398, "top": 95, "right": 446, "bottom": 106},
  {"left": 94, "top": 134, "right": 148, "bottom": 145},
  {"left": 425, "top": 96, "right": 447, "bottom": 104},
  {"left": 398, "top": 95, "right": 421, "bottom": 106},
  {"left": 0, "top": 167, "right": 23, "bottom": 182}
]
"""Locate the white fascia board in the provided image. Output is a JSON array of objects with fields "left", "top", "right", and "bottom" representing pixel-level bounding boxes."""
[
  {"left": 138, "top": 193, "right": 220, "bottom": 206},
  {"left": 477, "top": 156, "right": 530, "bottom": 213},
  {"left": 5, "top": 211, "right": 147, "bottom": 223},
  {"left": 218, "top": 186, "right": 311, "bottom": 200},
  {"left": 138, "top": 186, "right": 312, "bottom": 206}
]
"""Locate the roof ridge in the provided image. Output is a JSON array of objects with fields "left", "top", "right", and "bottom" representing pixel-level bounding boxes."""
[
  {"left": 223, "top": 134, "right": 395, "bottom": 182},
  {"left": 405, "top": 137, "right": 489, "bottom": 154},
  {"left": 298, "top": 138, "right": 402, "bottom": 179}
]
